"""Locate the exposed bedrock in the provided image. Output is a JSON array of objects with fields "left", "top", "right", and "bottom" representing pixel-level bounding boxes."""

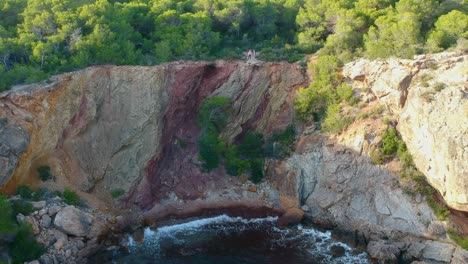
[
  {"left": 0, "top": 60, "right": 306, "bottom": 210},
  {"left": 343, "top": 52, "right": 468, "bottom": 212}
]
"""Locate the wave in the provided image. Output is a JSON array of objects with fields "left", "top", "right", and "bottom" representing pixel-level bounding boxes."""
[{"left": 122, "top": 215, "right": 369, "bottom": 264}]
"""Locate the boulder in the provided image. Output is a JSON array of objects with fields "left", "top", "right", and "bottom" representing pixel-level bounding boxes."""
[
  {"left": 0, "top": 118, "right": 29, "bottom": 185},
  {"left": 48, "top": 205, "right": 62, "bottom": 216},
  {"left": 54, "top": 206, "right": 93, "bottom": 237},
  {"left": 16, "top": 213, "right": 25, "bottom": 224},
  {"left": 367, "top": 240, "right": 400, "bottom": 263},
  {"left": 421, "top": 241, "right": 455, "bottom": 263},
  {"left": 41, "top": 214, "right": 52, "bottom": 228},
  {"left": 277, "top": 208, "right": 304, "bottom": 227}
]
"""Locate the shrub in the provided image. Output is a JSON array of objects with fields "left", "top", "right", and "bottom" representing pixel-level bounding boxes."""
[
  {"left": 0, "top": 195, "right": 16, "bottom": 234},
  {"left": 10, "top": 200, "right": 34, "bottom": 216},
  {"left": 380, "top": 128, "right": 401, "bottom": 156},
  {"left": 197, "top": 97, "right": 230, "bottom": 171},
  {"left": 198, "top": 130, "right": 226, "bottom": 170},
  {"left": 31, "top": 188, "right": 49, "bottom": 201},
  {"left": 111, "top": 188, "right": 125, "bottom": 199},
  {"left": 37, "top": 166, "right": 52, "bottom": 181},
  {"left": 237, "top": 132, "right": 264, "bottom": 159},
  {"left": 448, "top": 229, "right": 468, "bottom": 250},
  {"left": 426, "top": 195, "right": 450, "bottom": 220},
  {"left": 8, "top": 223, "right": 45, "bottom": 263},
  {"left": 16, "top": 185, "right": 33, "bottom": 200},
  {"left": 250, "top": 159, "right": 264, "bottom": 183},
  {"left": 265, "top": 125, "right": 296, "bottom": 158},
  {"left": 224, "top": 145, "right": 249, "bottom": 176},
  {"left": 370, "top": 148, "right": 385, "bottom": 165},
  {"left": 434, "top": 82, "right": 446, "bottom": 92},
  {"left": 321, "top": 104, "right": 353, "bottom": 133},
  {"left": 63, "top": 188, "right": 81, "bottom": 206}
]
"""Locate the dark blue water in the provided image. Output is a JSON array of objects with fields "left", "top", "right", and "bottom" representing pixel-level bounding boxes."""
[{"left": 95, "top": 215, "right": 369, "bottom": 264}]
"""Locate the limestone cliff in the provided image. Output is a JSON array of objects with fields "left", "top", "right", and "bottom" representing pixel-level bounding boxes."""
[
  {"left": 343, "top": 52, "right": 467, "bottom": 212},
  {"left": 0, "top": 61, "right": 306, "bottom": 210}
]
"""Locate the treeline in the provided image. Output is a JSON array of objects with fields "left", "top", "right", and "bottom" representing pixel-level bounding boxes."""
[{"left": 0, "top": 0, "right": 466, "bottom": 91}]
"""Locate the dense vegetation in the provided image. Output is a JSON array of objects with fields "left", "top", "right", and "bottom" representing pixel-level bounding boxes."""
[
  {"left": 0, "top": 195, "right": 44, "bottom": 264},
  {"left": 0, "top": 0, "right": 466, "bottom": 91},
  {"left": 197, "top": 97, "right": 296, "bottom": 183}
]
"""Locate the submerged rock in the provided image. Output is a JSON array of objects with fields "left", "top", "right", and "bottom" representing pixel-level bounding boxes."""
[{"left": 277, "top": 208, "right": 304, "bottom": 227}]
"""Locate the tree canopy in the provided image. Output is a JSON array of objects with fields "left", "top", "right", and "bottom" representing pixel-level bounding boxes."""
[{"left": 0, "top": 0, "right": 466, "bottom": 91}]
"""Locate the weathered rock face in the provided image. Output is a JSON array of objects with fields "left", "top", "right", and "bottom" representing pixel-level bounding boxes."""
[
  {"left": 0, "top": 117, "right": 29, "bottom": 185},
  {"left": 343, "top": 52, "right": 468, "bottom": 212},
  {"left": 269, "top": 132, "right": 434, "bottom": 237},
  {"left": 0, "top": 61, "right": 307, "bottom": 209}
]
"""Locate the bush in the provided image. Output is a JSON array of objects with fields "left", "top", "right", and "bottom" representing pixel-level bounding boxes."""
[
  {"left": 37, "top": 166, "right": 52, "bottom": 181},
  {"left": 10, "top": 200, "right": 34, "bottom": 216},
  {"left": 111, "top": 188, "right": 125, "bottom": 199},
  {"left": 0, "top": 195, "right": 16, "bottom": 234},
  {"left": 370, "top": 148, "right": 385, "bottom": 165},
  {"left": 16, "top": 185, "right": 33, "bottom": 200},
  {"left": 448, "top": 229, "right": 468, "bottom": 250},
  {"left": 265, "top": 125, "right": 296, "bottom": 158},
  {"left": 321, "top": 104, "right": 353, "bottom": 133},
  {"left": 198, "top": 130, "right": 226, "bottom": 170},
  {"left": 197, "top": 97, "right": 230, "bottom": 171},
  {"left": 250, "top": 159, "right": 264, "bottom": 183},
  {"left": 380, "top": 128, "right": 402, "bottom": 156},
  {"left": 237, "top": 132, "right": 264, "bottom": 159},
  {"left": 426, "top": 195, "right": 450, "bottom": 220},
  {"left": 8, "top": 223, "right": 45, "bottom": 264},
  {"left": 63, "top": 188, "right": 81, "bottom": 206},
  {"left": 31, "top": 188, "right": 49, "bottom": 201},
  {"left": 224, "top": 145, "right": 249, "bottom": 176}
]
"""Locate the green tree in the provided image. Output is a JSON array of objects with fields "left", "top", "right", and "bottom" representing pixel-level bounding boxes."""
[{"left": 427, "top": 10, "right": 468, "bottom": 52}]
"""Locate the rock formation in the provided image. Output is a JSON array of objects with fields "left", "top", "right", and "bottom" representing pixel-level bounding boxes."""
[
  {"left": 0, "top": 60, "right": 306, "bottom": 211},
  {"left": 343, "top": 52, "right": 467, "bottom": 212}
]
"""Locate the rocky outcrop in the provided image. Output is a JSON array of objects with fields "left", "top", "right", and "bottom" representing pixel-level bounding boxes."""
[
  {"left": 0, "top": 61, "right": 307, "bottom": 210},
  {"left": 270, "top": 132, "right": 434, "bottom": 236},
  {"left": 343, "top": 52, "right": 468, "bottom": 212}
]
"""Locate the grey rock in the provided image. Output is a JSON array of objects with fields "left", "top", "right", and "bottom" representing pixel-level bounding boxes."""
[
  {"left": 16, "top": 213, "right": 25, "bottom": 224},
  {"left": 54, "top": 238, "right": 66, "bottom": 251},
  {"left": 301, "top": 205, "right": 310, "bottom": 212},
  {"left": 406, "top": 242, "right": 426, "bottom": 258},
  {"left": 452, "top": 247, "right": 468, "bottom": 264},
  {"left": 0, "top": 118, "right": 29, "bottom": 186},
  {"left": 31, "top": 201, "right": 46, "bottom": 210},
  {"left": 427, "top": 221, "right": 446, "bottom": 238},
  {"left": 65, "top": 249, "right": 72, "bottom": 258},
  {"left": 41, "top": 214, "right": 52, "bottom": 228},
  {"left": 25, "top": 260, "right": 40, "bottom": 264},
  {"left": 422, "top": 241, "right": 455, "bottom": 263},
  {"left": 38, "top": 208, "right": 47, "bottom": 216},
  {"left": 367, "top": 240, "right": 400, "bottom": 263},
  {"left": 54, "top": 206, "right": 94, "bottom": 237},
  {"left": 48, "top": 205, "right": 62, "bottom": 216}
]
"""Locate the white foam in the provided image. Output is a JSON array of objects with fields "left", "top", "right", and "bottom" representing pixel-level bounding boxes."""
[{"left": 125, "top": 215, "right": 369, "bottom": 263}]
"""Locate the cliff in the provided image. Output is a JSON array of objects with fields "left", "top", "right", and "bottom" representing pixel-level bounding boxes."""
[
  {"left": 0, "top": 60, "right": 306, "bottom": 210},
  {"left": 343, "top": 52, "right": 467, "bottom": 212}
]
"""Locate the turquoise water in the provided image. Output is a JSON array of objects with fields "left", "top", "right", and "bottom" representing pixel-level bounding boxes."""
[{"left": 94, "top": 215, "right": 369, "bottom": 264}]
